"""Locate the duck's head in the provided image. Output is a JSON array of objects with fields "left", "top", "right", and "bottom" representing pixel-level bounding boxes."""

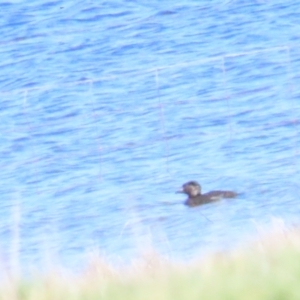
[{"left": 177, "top": 181, "right": 201, "bottom": 197}]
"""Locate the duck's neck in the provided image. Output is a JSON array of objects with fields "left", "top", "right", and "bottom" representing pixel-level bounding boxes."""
[{"left": 190, "top": 192, "right": 201, "bottom": 198}]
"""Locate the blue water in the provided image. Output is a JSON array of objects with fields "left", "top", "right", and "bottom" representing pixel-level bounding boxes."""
[{"left": 1, "top": 0, "right": 300, "bottom": 272}]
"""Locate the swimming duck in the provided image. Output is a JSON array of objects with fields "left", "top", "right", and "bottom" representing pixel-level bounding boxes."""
[{"left": 177, "top": 181, "right": 237, "bottom": 207}]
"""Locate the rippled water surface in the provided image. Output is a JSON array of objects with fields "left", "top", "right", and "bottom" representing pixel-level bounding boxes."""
[{"left": 1, "top": 0, "right": 300, "bottom": 271}]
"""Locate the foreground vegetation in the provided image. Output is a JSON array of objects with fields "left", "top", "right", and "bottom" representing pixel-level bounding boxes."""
[{"left": 2, "top": 228, "right": 300, "bottom": 300}]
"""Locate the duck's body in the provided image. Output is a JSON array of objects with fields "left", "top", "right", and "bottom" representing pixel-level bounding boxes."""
[{"left": 178, "top": 181, "right": 237, "bottom": 207}]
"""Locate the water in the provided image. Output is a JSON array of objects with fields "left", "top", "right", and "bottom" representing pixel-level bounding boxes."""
[{"left": 1, "top": 0, "right": 300, "bottom": 272}]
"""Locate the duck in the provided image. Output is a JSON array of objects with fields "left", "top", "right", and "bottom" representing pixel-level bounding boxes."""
[{"left": 177, "top": 181, "right": 237, "bottom": 207}]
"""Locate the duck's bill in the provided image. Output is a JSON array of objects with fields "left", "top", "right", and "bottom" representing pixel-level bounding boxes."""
[{"left": 176, "top": 189, "right": 184, "bottom": 194}]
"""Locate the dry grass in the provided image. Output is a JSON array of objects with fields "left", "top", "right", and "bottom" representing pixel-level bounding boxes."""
[{"left": 1, "top": 226, "right": 300, "bottom": 300}]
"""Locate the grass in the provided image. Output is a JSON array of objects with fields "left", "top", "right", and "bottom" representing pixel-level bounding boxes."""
[{"left": 1, "top": 227, "right": 300, "bottom": 300}]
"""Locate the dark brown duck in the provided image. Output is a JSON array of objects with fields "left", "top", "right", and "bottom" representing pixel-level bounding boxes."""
[{"left": 177, "top": 181, "right": 237, "bottom": 207}]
